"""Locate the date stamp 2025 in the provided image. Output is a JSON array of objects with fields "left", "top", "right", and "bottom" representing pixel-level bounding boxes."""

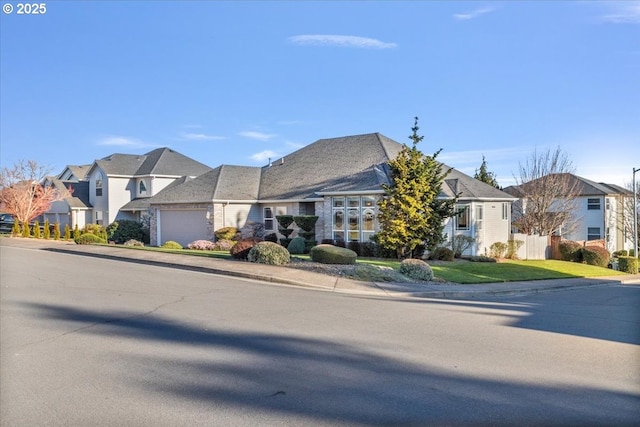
[{"left": 3, "top": 3, "right": 47, "bottom": 15}]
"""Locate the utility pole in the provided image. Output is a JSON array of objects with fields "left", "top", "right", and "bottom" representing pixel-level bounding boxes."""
[{"left": 634, "top": 167, "right": 639, "bottom": 259}]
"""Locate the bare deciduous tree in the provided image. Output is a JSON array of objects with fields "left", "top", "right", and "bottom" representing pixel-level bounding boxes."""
[
  {"left": 0, "top": 160, "right": 61, "bottom": 226},
  {"left": 618, "top": 180, "right": 639, "bottom": 248},
  {"left": 506, "top": 147, "right": 581, "bottom": 236}
]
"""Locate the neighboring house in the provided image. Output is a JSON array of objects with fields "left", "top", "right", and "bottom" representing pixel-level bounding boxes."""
[
  {"left": 505, "top": 173, "right": 632, "bottom": 253},
  {"left": 148, "top": 133, "right": 517, "bottom": 255},
  {"left": 42, "top": 148, "right": 211, "bottom": 229}
]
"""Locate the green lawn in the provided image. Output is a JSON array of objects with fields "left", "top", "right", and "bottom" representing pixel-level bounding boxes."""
[
  {"left": 104, "top": 244, "right": 629, "bottom": 285},
  {"left": 353, "top": 257, "right": 626, "bottom": 284}
]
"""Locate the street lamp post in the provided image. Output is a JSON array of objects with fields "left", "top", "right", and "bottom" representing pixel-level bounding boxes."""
[{"left": 634, "top": 167, "right": 639, "bottom": 259}]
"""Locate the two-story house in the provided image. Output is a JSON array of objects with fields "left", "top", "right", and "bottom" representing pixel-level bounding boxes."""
[
  {"left": 505, "top": 173, "right": 632, "bottom": 253},
  {"left": 43, "top": 148, "right": 211, "bottom": 229}
]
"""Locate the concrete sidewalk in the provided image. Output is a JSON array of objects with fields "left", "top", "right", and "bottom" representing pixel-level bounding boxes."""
[{"left": 2, "top": 237, "right": 640, "bottom": 299}]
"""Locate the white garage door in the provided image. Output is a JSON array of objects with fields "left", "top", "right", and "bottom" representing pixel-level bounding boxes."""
[{"left": 159, "top": 209, "right": 209, "bottom": 247}]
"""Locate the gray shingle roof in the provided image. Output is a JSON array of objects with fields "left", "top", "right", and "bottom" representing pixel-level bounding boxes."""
[
  {"left": 259, "top": 133, "right": 405, "bottom": 200},
  {"left": 504, "top": 173, "right": 632, "bottom": 197},
  {"left": 150, "top": 165, "right": 261, "bottom": 204},
  {"left": 150, "top": 133, "right": 517, "bottom": 204},
  {"left": 92, "top": 147, "right": 211, "bottom": 177}
]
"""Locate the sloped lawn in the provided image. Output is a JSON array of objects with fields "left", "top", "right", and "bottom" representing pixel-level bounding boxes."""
[{"left": 428, "top": 259, "right": 626, "bottom": 284}]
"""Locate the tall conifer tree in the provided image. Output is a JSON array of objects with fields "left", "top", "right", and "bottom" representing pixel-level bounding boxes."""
[{"left": 377, "top": 118, "right": 456, "bottom": 258}]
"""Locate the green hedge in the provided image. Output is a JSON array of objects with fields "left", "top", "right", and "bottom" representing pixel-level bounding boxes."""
[
  {"left": 618, "top": 256, "right": 639, "bottom": 274},
  {"left": 310, "top": 244, "right": 357, "bottom": 265}
]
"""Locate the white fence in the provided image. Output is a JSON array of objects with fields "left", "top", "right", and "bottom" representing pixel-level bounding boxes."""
[{"left": 511, "top": 233, "right": 550, "bottom": 260}]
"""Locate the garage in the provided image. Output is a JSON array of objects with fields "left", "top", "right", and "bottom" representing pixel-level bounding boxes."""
[{"left": 158, "top": 209, "right": 209, "bottom": 247}]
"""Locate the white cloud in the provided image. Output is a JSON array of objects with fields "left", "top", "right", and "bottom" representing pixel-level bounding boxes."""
[
  {"left": 453, "top": 6, "right": 495, "bottom": 21},
  {"left": 601, "top": 2, "right": 640, "bottom": 24},
  {"left": 180, "top": 132, "right": 226, "bottom": 141},
  {"left": 97, "top": 136, "right": 149, "bottom": 147},
  {"left": 289, "top": 35, "right": 397, "bottom": 49},
  {"left": 239, "top": 131, "right": 277, "bottom": 141},
  {"left": 250, "top": 150, "right": 279, "bottom": 163}
]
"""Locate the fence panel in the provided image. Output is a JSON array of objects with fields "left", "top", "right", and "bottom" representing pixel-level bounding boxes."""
[{"left": 512, "top": 233, "right": 550, "bottom": 260}]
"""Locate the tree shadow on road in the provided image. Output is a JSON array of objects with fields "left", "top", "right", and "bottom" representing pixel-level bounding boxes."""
[{"left": 20, "top": 302, "right": 640, "bottom": 426}]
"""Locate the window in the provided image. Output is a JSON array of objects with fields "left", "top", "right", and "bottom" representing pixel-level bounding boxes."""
[
  {"left": 605, "top": 198, "right": 611, "bottom": 210},
  {"left": 139, "top": 180, "right": 147, "bottom": 195},
  {"left": 455, "top": 205, "right": 469, "bottom": 230},
  {"left": 475, "top": 205, "right": 483, "bottom": 230},
  {"left": 264, "top": 207, "right": 274, "bottom": 230},
  {"left": 299, "top": 202, "right": 315, "bottom": 215},
  {"left": 95, "top": 178, "right": 103, "bottom": 197},
  {"left": 502, "top": 202, "right": 509, "bottom": 220},
  {"left": 587, "top": 198, "right": 600, "bottom": 210},
  {"left": 587, "top": 227, "right": 601, "bottom": 240},
  {"left": 95, "top": 210, "right": 103, "bottom": 226},
  {"left": 332, "top": 196, "right": 377, "bottom": 241}
]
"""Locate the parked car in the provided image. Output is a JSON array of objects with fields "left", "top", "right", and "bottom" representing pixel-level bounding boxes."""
[
  {"left": 0, "top": 213, "right": 16, "bottom": 233},
  {"left": 0, "top": 213, "right": 53, "bottom": 234}
]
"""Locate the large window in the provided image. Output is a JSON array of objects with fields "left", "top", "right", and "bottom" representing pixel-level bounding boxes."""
[
  {"left": 455, "top": 205, "right": 470, "bottom": 230},
  {"left": 587, "top": 198, "right": 601, "bottom": 210},
  {"left": 587, "top": 227, "right": 601, "bottom": 240},
  {"left": 332, "top": 196, "right": 377, "bottom": 242}
]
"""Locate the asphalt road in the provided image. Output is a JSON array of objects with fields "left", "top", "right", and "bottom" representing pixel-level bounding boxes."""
[{"left": 1, "top": 245, "right": 639, "bottom": 426}]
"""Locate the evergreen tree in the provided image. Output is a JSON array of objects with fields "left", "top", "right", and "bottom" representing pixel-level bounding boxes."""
[
  {"left": 377, "top": 117, "right": 456, "bottom": 258},
  {"left": 474, "top": 155, "right": 500, "bottom": 189},
  {"left": 43, "top": 219, "right": 51, "bottom": 239},
  {"left": 63, "top": 224, "right": 71, "bottom": 241},
  {"left": 11, "top": 220, "right": 21, "bottom": 237},
  {"left": 21, "top": 222, "right": 30, "bottom": 238},
  {"left": 53, "top": 222, "right": 61, "bottom": 240},
  {"left": 33, "top": 221, "right": 41, "bottom": 238}
]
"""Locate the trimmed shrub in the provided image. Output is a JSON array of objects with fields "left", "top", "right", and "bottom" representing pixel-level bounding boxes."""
[
  {"left": 618, "top": 256, "right": 639, "bottom": 274},
  {"left": 75, "top": 233, "right": 107, "bottom": 245},
  {"left": 348, "top": 241, "right": 361, "bottom": 256},
  {"left": 214, "top": 239, "right": 235, "bottom": 251},
  {"left": 470, "top": 255, "right": 497, "bottom": 262},
  {"left": 559, "top": 240, "right": 583, "bottom": 262},
  {"left": 287, "top": 236, "right": 306, "bottom": 255},
  {"left": 451, "top": 235, "right": 475, "bottom": 258},
  {"left": 162, "top": 241, "right": 183, "bottom": 250},
  {"left": 293, "top": 215, "right": 318, "bottom": 232},
  {"left": 489, "top": 242, "right": 508, "bottom": 258},
  {"left": 276, "top": 215, "right": 294, "bottom": 229},
  {"left": 124, "top": 239, "right": 144, "bottom": 247},
  {"left": 304, "top": 240, "right": 317, "bottom": 253},
  {"left": 108, "top": 220, "right": 145, "bottom": 244},
  {"left": 230, "top": 238, "right": 261, "bottom": 260},
  {"left": 321, "top": 239, "right": 335, "bottom": 245},
  {"left": 310, "top": 244, "right": 357, "bottom": 265},
  {"left": 399, "top": 258, "right": 433, "bottom": 281},
  {"left": 429, "top": 246, "right": 454, "bottom": 261},
  {"left": 63, "top": 224, "right": 71, "bottom": 240},
  {"left": 187, "top": 240, "right": 216, "bottom": 250},
  {"left": 613, "top": 250, "right": 628, "bottom": 257},
  {"left": 214, "top": 227, "right": 239, "bottom": 241},
  {"left": 279, "top": 238, "right": 293, "bottom": 248},
  {"left": 581, "top": 246, "right": 610, "bottom": 268},
  {"left": 506, "top": 239, "right": 524, "bottom": 259},
  {"left": 240, "top": 221, "right": 265, "bottom": 239},
  {"left": 264, "top": 232, "right": 278, "bottom": 243},
  {"left": 248, "top": 241, "right": 291, "bottom": 265}
]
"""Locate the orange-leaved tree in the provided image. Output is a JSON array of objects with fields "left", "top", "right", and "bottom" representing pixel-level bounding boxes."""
[{"left": 0, "top": 160, "right": 61, "bottom": 227}]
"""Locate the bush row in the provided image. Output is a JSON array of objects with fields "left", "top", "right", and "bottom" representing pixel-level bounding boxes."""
[{"left": 558, "top": 241, "right": 610, "bottom": 267}]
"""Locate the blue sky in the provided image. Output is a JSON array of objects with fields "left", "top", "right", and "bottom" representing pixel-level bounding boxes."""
[{"left": 1, "top": 1, "right": 638, "bottom": 187}]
